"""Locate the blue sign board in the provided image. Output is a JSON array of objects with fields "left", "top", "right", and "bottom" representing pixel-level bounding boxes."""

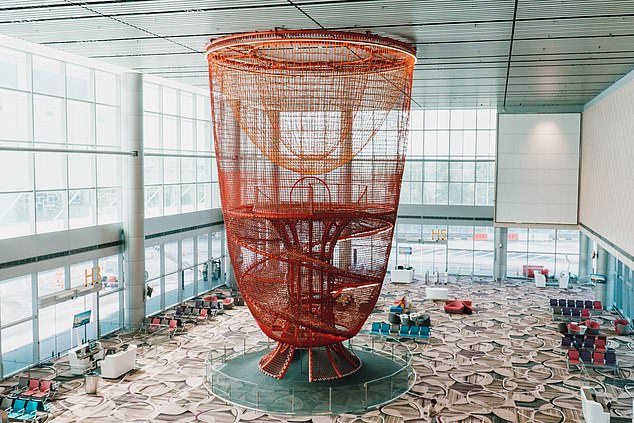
[
  {"left": 72, "top": 310, "right": 91, "bottom": 328},
  {"left": 398, "top": 246, "right": 413, "bottom": 255}
]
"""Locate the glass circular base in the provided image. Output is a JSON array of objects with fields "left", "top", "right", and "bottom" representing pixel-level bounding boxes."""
[{"left": 206, "top": 337, "right": 415, "bottom": 415}]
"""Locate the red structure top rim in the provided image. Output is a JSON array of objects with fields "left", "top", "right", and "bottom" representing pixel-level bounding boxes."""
[{"left": 206, "top": 29, "right": 417, "bottom": 62}]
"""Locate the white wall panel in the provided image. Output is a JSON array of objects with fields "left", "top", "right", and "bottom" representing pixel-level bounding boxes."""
[
  {"left": 495, "top": 113, "right": 580, "bottom": 225},
  {"left": 580, "top": 73, "right": 634, "bottom": 265}
]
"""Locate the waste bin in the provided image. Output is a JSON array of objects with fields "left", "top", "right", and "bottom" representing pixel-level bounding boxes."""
[{"left": 85, "top": 372, "right": 100, "bottom": 394}]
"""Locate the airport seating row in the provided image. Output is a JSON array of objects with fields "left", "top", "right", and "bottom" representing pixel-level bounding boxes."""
[
  {"left": 370, "top": 322, "right": 431, "bottom": 342},
  {"left": 561, "top": 334, "right": 607, "bottom": 351},
  {"left": 566, "top": 349, "right": 617, "bottom": 370},
  {"left": 550, "top": 298, "right": 601, "bottom": 310}
]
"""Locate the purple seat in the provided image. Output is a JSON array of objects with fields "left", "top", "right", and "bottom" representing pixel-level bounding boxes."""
[
  {"left": 580, "top": 349, "right": 592, "bottom": 364},
  {"left": 550, "top": 299, "right": 558, "bottom": 307},
  {"left": 567, "top": 299, "right": 575, "bottom": 308},
  {"left": 562, "top": 307, "right": 571, "bottom": 316},
  {"left": 605, "top": 351, "right": 617, "bottom": 366},
  {"left": 571, "top": 308, "right": 581, "bottom": 317},
  {"left": 558, "top": 299, "right": 567, "bottom": 307},
  {"left": 561, "top": 335, "right": 573, "bottom": 348},
  {"left": 575, "top": 300, "right": 584, "bottom": 308},
  {"left": 583, "top": 337, "right": 595, "bottom": 349}
]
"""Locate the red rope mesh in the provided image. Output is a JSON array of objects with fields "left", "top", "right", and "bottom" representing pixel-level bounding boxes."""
[{"left": 207, "top": 30, "right": 415, "bottom": 349}]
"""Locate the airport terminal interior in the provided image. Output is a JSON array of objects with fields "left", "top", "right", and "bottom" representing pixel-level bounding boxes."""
[{"left": 0, "top": 1, "right": 634, "bottom": 422}]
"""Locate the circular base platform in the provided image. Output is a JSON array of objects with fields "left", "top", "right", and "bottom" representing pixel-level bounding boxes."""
[{"left": 207, "top": 343, "right": 414, "bottom": 415}]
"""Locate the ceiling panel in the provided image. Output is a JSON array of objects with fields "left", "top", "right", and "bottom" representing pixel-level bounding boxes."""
[
  {"left": 516, "top": 0, "right": 634, "bottom": 19},
  {"left": 0, "top": 0, "right": 633, "bottom": 109}
]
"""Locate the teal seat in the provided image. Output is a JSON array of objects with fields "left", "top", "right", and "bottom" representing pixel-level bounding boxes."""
[
  {"left": 8, "top": 399, "right": 26, "bottom": 419},
  {"left": 419, "top": 326, "right": 430, "bottom": 338},
  {"left": 380, "top": 323, "right": 390, "bottom": 335},
  {"left": 409, "top": 326, "right": 420, "bottom": 336},
  {"left": 370, "top": 322, "right": 381, "bottom": 335},
  {"left": 399, "top": 325, "right": 409, "bottom": 336},
  {"left": 22, "top": 401, "right": 38, "bottom": 420}
]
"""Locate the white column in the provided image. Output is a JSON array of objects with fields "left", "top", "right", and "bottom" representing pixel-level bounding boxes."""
[
  {"left": 122, "top": 72, "right": 146, "bottom": 327},
  {"left": 494, "top": 227, "right": 508, "bottom": 281},
  {"left": 578, "top": 233, "right": 593, "bottom": 278}
]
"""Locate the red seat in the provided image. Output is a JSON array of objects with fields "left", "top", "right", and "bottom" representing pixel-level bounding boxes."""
[
  {"left": 595, "top": 337, "right": 606, "bottom": 352},
  {"left": 593, "top": 351, "right": 605, "bottom": 366},
  {"left": 203, "top": 295, "right": 218, "bottom": 302},
  {"left": 593, "top": 301, "right": 602, "bottom": 310},
  {"left": 614, "top": 319, "right": 631, "bottom": 335},
  {"left": 567, "top": 349, "right": 580, "bottom": 367},
  {"left": 585, "top": 320, "right": 601, "bottom": 335},
  {"left": 32, "top": 380, "right": 51, "bottom": 399},
  {"left": 581, "top": 309, "right": 590, "bottom": 318},
  {"left": 567, "top": 323, "right": 582, "bottom": 335},
  {"left": 444, "top": 300, "right": 464, "bottom": 314},
  {"left": 198, "top": 308, "right": 209, "bottom": 320},
  {"left": 150, "top": 317, "right": 161, "bottom": 330},
  {"left": 222, "top": 297, "right": 234, "bottom": 310},
  {"left": 23, "top": 379, "right": 40, "bottom": 396},
  {"left": 167, "top": 319, "right": 178, "bottom": 335}
]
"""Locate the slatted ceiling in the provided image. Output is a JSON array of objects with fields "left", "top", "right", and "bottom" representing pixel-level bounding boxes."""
[
  {"left": 112, "top": 10, "right": 314, "bottom": 39},
  {"left": 55, "top": 38, "right": 192, "bottom": 56},
  {"left": 100, "top": 54, "right": 205, "bottom": 70},
  {"left": 516, "top": 0, "right": 634, "bottom": 19},
  {"left": 0, "top": 5, "right": 95, "bottom": 22},
  {"left": 87, "top": 0, "right": 287, "bottom": 15},
  {"left": 1, "top": 0, "right": 634, "bottom": 108},
  {"left": 297, "top": 0, "right": 515, "bottom": 24},
  {"left": 418, "top": 42, "right": 510, "bottom": 60},
  {"left": 513, "top": 45, "right": 634, "bottom": 58},
  {"left": 508, "top": 74, "right": 620, "bottom": 85},
  {"left": 0, "top": 18, "right": 150, "bottom": 43},
  {"left": 515, "top": 16, "right": 634, "bottom": 38}
]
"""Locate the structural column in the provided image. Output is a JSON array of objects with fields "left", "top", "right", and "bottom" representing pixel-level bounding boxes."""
[
  {"left": 122, "top": 72, "right": 146, "bottom": 327},
  {"left": 596, "top": 245, "right": 615, "bottom": 309},
  {"left": 595, "top": 245, "right": 614, "bottom": 308},
  {"left": 493, "top": 227, "right": 508, "bottom": 281},
  {"left": 578, "top": 233, "right": 593, "bottom": 279}
]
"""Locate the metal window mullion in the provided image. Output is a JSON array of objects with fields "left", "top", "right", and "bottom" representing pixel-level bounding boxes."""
[
  {"left": 193, "top": 236, "right": 199, "bottom": 296},
  {"left": 160, "top": 243, "right": 165, "bottom": 311}
]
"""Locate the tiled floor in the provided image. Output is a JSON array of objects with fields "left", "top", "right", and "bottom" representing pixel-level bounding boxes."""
[{"left": 10, "top": 278, "right": 634, "bottom": 422}]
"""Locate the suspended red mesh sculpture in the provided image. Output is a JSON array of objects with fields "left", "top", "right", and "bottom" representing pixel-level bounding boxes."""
[{"left": 206, "top": 30, "right": 415, "bottom": 382}]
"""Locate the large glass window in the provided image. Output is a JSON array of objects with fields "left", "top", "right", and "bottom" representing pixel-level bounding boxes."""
[
  {"left": 142, "top": 83, "right": 215, "bottom": 216},
  {"left": 507, "top": 228, "right": 579, "bottom": 278},
  {"left": 99, "top": 292, "right": 120, "bottom": 336},
  {"left": 2, "top": 321, "right": 34, "bottom": 377},
  {"left": 37, "top": 267, "right": 65, "bottom": 297},
  {"left": 0, "top": 89, "right": 30, "bottom": 141},
  {"left": 70, "top": 261, "right": 94, "bottom": 288},
  {"left": 0, "top": 47, "right": 121, "bottom": 236},
  {"left": 0, "top": 275, "right": 33, "bottom": 326},
  {"left": 403, "top": 109, "right": 496, "bottom": 206}
]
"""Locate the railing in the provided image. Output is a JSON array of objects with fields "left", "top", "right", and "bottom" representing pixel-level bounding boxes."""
[{"left": 205, "top": 336, "right": 415, "bottom": 415}]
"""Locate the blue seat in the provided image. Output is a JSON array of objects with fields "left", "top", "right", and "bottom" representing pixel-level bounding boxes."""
[
  {"left": 419, "top": 326, "right": 430, "bottom": 338},
  {"left": 380, "top": 323, "right": 390, "bottom": 335},
  {"left": 22, "top": 401, "right": 38, "bottom": 420},
  {"left": 370, "top": 322, "right": 380, "bottom": 335},
  {"left": 390, "top": 305, "right": 403, "bottom": 313},
  {"left": 8, "top": 399, "right": 26, "bottom": 419},
  {"left": 409, "top": 326, "right": 420, "bottom": 337},
  {"left": 399, "top": 325, "right": 410, "bottom": 337}
]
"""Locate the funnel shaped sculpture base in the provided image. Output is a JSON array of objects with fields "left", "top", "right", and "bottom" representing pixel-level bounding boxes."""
[{"left": 259, "top": 342, "right": 361, "bottom": 382}]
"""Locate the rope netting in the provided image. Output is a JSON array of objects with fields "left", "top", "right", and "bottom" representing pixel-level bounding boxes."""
[{"left": 207, "top": 30, "right": 415, "bottom": 370}]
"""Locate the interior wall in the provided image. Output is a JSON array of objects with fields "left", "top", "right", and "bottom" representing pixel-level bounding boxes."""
[
  {"left": 496, "top": 113, "right": 580, "bottom": 225},
  {"left": 580, "top": 73, "right": 634, "bottom": 267}
]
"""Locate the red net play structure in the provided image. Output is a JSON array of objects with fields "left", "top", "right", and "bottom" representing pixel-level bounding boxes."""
[{"left": 206, "top": 30, "right": 415, "bottom": 381}]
